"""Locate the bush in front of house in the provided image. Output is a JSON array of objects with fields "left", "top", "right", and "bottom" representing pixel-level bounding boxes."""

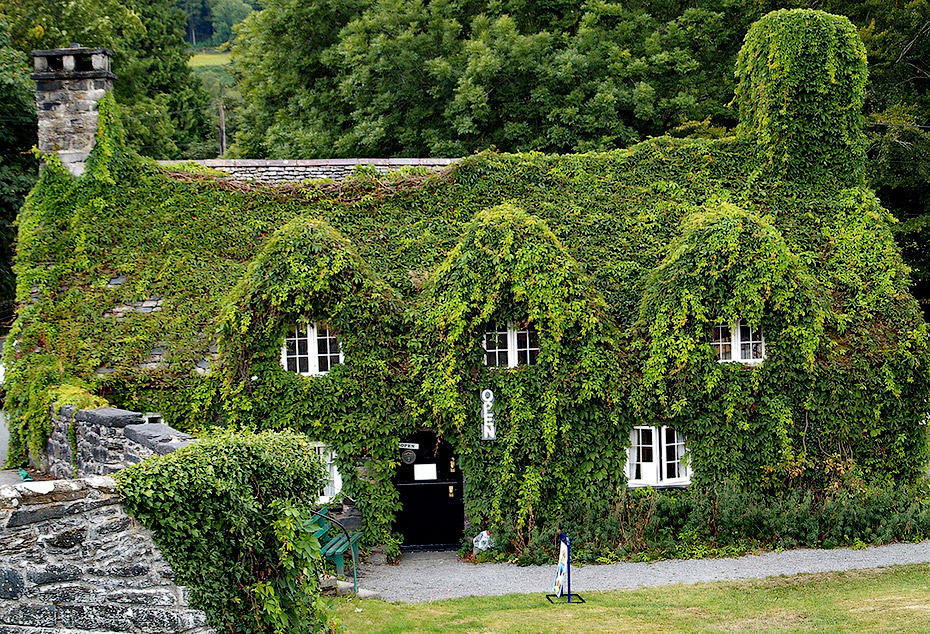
[
  {"left": 486, "top": 480, "right": 930, "bottom": 565},
  {"left": 115, "top": 430, "right": 337, "bottom": 633}
]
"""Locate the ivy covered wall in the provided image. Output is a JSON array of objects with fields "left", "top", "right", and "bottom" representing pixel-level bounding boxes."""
[{"left": 5, "top": 10, "right": 929, "bottom": 556}]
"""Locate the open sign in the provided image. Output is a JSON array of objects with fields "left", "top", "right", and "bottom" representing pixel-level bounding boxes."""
[{"left": 480, "top": 388, "right": 496, "bottom": 440}]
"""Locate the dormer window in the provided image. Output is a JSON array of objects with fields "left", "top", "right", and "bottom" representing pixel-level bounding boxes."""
[
  {"left": 712, "top": 320, "right": 764, "bottom": 364},
  {"left": 483, "top": 322, "right": 539, "bottom": 368},
  {"left": 281, "top": 322, "right": 343, "bottom": 376}
]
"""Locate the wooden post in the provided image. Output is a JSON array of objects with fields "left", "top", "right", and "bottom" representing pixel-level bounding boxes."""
[{"left": 218, "top": 99, "right": 226, "bottom": 156}]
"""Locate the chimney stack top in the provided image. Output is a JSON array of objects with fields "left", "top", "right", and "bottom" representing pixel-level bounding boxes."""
[{"left": 31, "top": 46, "right": 116, "bottom": 81}]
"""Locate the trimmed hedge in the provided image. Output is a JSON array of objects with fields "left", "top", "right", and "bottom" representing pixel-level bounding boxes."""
[{"left": 116, "top": 430, "right": 337, "bottom": 633}]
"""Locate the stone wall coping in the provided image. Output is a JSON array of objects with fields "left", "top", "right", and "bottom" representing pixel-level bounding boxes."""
[
  {"left": 158, "top": 157, "right": 458, "bottom": 167},
  {"left": 0, "top": 475, "right": 117, "bottom": 511},
  {"left": 71, "top": 407, "right": 144, "bottom": 428},
  {"left": 124, "top": 422, "right": 194, "bottom": 455}
]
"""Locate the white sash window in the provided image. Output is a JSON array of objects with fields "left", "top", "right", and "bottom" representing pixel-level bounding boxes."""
[
  {"left": 712, "top": 320, "right": 765, "bottom": 364},
  {"left": 627, "top": 425, "right": 691, "bottom": 487},
  {"left": 280, "top": 322, "right": 344, "bottom": 376},
  {"left": 483, "top": 322, "right": 539, "bottom": 368}
]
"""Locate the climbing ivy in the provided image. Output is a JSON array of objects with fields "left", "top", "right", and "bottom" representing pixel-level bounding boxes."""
[
  {"left": 5, "top": 10, "right": 929, "bottom": 563},
  {"left": 734, "top": 9, "right": 868, "bottom": 185}
]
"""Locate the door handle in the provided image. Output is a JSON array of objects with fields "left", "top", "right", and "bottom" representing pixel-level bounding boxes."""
[{"left": 448, "top": 485, "right": 454, "bottom": 498}]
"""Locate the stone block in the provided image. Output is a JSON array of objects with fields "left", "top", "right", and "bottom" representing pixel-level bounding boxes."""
[
  {"left": 0, "top": 604, "right": 56, "bottom": 627},
  {"left": 58, "top": 604, "right": 133, "bottom": 631},
  {"left": 0, "top": 569, "right": 24, "bottom": 599},
  {"left": 74, "top": 409, "right": 143, "bottom": 429},
  {"left": 123, "top": 423, "right": 193, "bottom": 455},
  {"left": 108, "top": 587, "right": 178, "bottom": 606},
  {"left": 27, "top": 563, "right": 82, "bottom": 585},
  {"left": 39, "top": 526, "right": 86, "bottom": 550}
]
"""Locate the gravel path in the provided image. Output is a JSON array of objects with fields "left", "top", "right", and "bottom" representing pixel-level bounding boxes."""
[{"left": 358, "top": 540, "right": 930, "bottom": 602}]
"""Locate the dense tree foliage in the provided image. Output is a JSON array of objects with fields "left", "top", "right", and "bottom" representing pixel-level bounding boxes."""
[
  {"left": 0, "top": 21, "right": 35, "bottom": 305},
  {"left": 0, "top": 0, "right": 215, "bottom": 158},
  {"left": 178, "top": 0, "right": 258, "bottom": 46}
]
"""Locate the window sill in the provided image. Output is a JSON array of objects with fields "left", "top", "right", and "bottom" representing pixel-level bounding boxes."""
[
  {"left": 628, "top": 480, "right": 691, "bottom": 489},
  {"left": 717, "top": 358, "right": 764, "bottom": 366}
]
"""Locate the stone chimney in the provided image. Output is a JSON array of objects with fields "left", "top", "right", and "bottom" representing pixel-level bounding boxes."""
[{"left": 31, "top": 46, "right": 116, "bottom": 177}]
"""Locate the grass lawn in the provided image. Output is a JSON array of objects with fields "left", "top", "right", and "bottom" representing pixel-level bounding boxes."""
[
  {"left": 334, "top": 564, "right": 930, "bottom": 632},
  {"left": 189, "top": 51, "right": 231, "bottom": 68}
]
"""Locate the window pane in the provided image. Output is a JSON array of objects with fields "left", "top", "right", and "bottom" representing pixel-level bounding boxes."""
[
  {"left": 737, "top": 321, "right": 764, "bottom": 361},
  {"left": 298, "top": 358, "right": 309, "bottom": 373},
  {"left": 319, "top": 357, "right": 329, "bottom": 372},
  {"left": 712, "top": 323, "right": 732, "bottom": 361},
  {"left": 286, "top": 358, "right": 297, "bottom": 372},
  {"left": 483, "top": 324, "right": 509, "bottom": 367},
  {"left": 514, "top": 324, "right": 539, "bottom": 367},
  {"left": 297, "top": 338, "right": 308, "bottom": 355}
]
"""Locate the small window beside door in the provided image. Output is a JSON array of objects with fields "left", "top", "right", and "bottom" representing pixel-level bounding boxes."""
[
  {"left": 312, "top": 443, "right": 343, "bottom": 503},
  {"left": 711, "top": 320, "right": 764, "bottom": 364},
  {"left": 483, "top": 322, "right": 539, "bottom": 368},
  {"left": 627, "top": 425, "right": 691, "bottom": 487},
  {"left": 280, "top": 322, "right": 344, "bottom": 376}
]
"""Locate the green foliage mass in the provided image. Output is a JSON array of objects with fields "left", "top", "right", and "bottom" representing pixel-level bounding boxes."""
[
  {"left": 230, "top": 0, "right": 759, "bottom": 158},
  {"left": 0, "top": 20, "right": 36, "bottom": 302},
  {"left": 228, "top": 0, "right": 930, "bottom": 317},
  {"left": 735, "top": 10, "right": 867, "bottom": 185},
  {"left": 116, "top": 430, "right": 337, "bottom": 632},
  {"left": 6, "top": 12, "right": 930, "bottom": 557}
]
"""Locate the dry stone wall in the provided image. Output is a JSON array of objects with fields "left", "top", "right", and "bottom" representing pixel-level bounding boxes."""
[
  {"left": 0, "top": 476, "right": 212, "bottom": 634},
  {"left": 45, "top": 407, "right": 194, "bottom": 480},
  {"left": 158, "top": 158, "right": 458, "bottom": 184}
]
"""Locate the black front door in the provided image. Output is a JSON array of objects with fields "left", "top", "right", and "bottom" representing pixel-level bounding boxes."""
[{"left": 393, "top": 430, "right": 464, "bottom": 549}]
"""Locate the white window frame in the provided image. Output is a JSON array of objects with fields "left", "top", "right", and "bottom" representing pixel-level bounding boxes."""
[
  {"left": 311, "top": 443, "right": 343, "bottom": 504},
  {"left": 280, "top": 321, "right": 345, "bottom": 376},
  {"left": 483, "top": 322, "right": 539, "bottom": 368},
  {"left": 626, "top": 425, "right": 691, "bottom": 488},
  {"left": 713, "top": 320, "right": 765, "bottom": 365}
]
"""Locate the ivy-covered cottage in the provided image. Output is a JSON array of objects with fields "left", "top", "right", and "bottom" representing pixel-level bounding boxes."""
[{"left": 7, "top": 10, "right": 929, "bottom": 556}]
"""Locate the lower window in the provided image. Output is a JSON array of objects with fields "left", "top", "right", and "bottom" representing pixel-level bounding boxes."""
[
  {"left": 626, "top": 426, "right": 691, "bottom": 487},
  {"left": 312, "top": 443, "right": 343, "bottom": 503}
]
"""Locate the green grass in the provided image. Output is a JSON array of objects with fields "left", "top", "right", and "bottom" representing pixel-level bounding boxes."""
[
  {"left": 334, "top": 564, "right": 930, "bottom": 632},
  {"left": 189, "top": 51, "right": 231, "bottom": 68}
]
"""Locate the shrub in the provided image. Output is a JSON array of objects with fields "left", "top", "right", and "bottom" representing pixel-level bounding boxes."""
[{"left": 116, "top": 430, "right": 338, "bottom": 633}]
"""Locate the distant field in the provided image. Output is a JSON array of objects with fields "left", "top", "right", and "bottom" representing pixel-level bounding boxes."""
[
  {"left": 189, "top": 51, "right": 231, "bottom": 67},
  {"left": 335, "top": 564, "right": 930, "bottom": 633}
]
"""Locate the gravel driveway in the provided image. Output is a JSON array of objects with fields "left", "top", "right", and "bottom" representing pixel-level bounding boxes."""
[{"left": 357, "top": 540, "right": 930, "bottom": 602}]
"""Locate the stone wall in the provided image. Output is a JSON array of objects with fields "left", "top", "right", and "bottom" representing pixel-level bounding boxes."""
[
  {"left": 0, "top": 476, "right": 212, "bottom": 633},
  {"left": 46, "top": 407, "right": 193, "bottom": 480},
  {"left": 158, "top": 157, "right": 458, "bottom": 184}
]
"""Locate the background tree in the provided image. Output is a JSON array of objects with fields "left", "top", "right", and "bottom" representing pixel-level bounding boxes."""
[{"left": 0, "top": 21, "right": 34, "bottom": 309}]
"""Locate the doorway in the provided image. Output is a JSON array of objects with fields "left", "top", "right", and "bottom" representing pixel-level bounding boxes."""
[{"left": 393, "top": 430, "right": 464, "bottom": 549}]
